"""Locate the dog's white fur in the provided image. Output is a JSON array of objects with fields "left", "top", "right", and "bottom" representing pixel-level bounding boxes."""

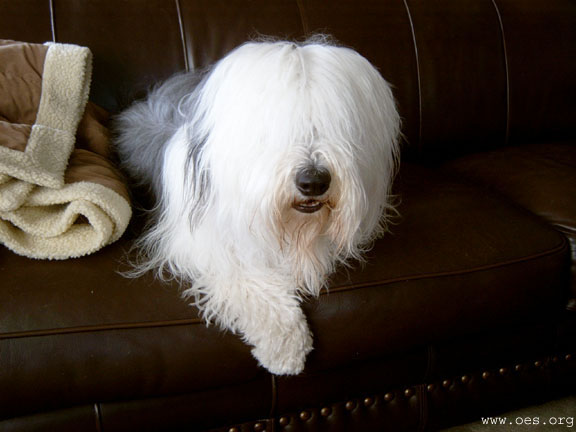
[{"left": 115, "top": 38, "right": 400, "bottom": 375}]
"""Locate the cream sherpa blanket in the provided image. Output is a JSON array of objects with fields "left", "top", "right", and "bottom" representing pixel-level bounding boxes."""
[{"left": 0, "top": 40, "right": 131, "bottom": 259}]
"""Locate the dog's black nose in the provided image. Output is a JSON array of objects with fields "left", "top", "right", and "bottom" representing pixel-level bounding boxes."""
[{"left": 295, "top": 167, "right": 331, "bottom": 196}]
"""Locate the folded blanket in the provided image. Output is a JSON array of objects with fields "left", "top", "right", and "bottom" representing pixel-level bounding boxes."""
[{"left": 0, "top": 40, "right": 131, "bottom": 259}]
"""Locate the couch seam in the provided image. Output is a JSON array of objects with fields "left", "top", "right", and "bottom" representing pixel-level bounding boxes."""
[
  {"left": 419, "top": 345, "right": 434, "bottom": 432},
  {"left": 0, "top": 318, "right": 204, "bottom": 340},
  {"left": 174, "top": 0, "right": 190, "bottom": 72},
  {"left": 327, "top": 236, "right": 568, "bottom": 294},
  {"left": 48, "top": 0, "right": 57, "bottom": 42},
  {"left": 417, "top": 383, "right": 428, "bottom": 432},
  {"left": 295, "top": 0, "right": 310, "bottom": 36},
  {"left": 269, "top": 375, "right": 278, "bottom": 427},
  {"left": 401, "top": 0, "right": 423, "bottom": 154},
  {"left": 490, "top": 0, "right": 511, "bottom": 146},
  {"left": 94, "top": 402, "right": 103, "bottom": 432}
]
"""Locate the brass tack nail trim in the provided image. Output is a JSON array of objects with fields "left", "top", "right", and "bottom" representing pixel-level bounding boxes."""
[{"left": 299, "top": 411, "right": 311, "bottom": 421}]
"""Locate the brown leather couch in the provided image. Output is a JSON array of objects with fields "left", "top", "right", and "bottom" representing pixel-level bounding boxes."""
[{"left": 1, "top": 1, "right": 575, "bottom": 431}]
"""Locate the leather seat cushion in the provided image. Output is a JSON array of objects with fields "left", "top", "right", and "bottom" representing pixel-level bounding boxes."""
[
  {"left": 0, "top": 163, "right": 569, "bottom": 419},
  {"left": 444, "top": 141, "right": 576, "bottom": 307}
]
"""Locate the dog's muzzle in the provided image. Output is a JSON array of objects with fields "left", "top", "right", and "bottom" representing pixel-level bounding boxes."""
[{"left": 293, "top": 166, "right": 331, "bottom": 213}]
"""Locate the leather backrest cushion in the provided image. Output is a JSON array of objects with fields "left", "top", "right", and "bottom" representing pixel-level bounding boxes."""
[
  {"left": 498, "top": 0, "right": 576, "bottom": 145},
  {"left": 0, "top": 0, "right": 573, "bottom": 158}
]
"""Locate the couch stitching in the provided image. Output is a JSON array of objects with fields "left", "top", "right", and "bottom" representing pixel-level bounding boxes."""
[
  {"left": 48, "top": 0, "right": 57, "bottom": 43},
  {"left": 491, "top": 0, "right": 511, "bottom": 146},
  {"left": 94, "top": 402, "right": 103, "bottom": 432},
  {"left": 295, "top": 0, "right": 310, "bottom": 36},
  {"left": 174, "top": 0, "right": 190, "bottom": 72},
  {"left": 401, "top": 0, "right": 423, "bottom": 154},
  {"left": 327, "top": 236, "right": 568, "bottom": 294},
  {"left": 0, "top": 318, "right": 204, "bottom": 340}
]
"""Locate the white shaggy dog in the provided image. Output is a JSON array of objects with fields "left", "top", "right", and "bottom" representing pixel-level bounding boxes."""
[{"left": 115, "top": 38, "right": 400, "bottom": 375}]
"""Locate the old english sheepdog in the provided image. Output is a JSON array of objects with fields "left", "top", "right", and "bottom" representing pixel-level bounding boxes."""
[{"left": 115, "top": 38, "right": 400, "bottom": 375}]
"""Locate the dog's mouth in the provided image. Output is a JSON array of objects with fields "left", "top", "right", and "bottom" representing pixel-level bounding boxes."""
[{"left": 293, "top": 199, "right": 324, "bottom": 214}]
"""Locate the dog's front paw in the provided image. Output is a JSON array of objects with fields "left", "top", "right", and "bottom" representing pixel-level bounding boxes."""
[{"left": 251, "top": 319, "right": 313, "bottom": 375}]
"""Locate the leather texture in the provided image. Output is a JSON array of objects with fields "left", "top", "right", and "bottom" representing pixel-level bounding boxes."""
[
  {"left": 445, "top": 142, "right": 576, "bottom": 308},
  {"left": 498, "top": 0, "right": 576, "bottom": 145},
  {"left": 0, "top": 0, "right": 574, "bottom": 431}
]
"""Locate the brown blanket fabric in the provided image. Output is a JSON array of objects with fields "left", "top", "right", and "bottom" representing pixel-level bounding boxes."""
[{"left": 0, "top": 40, "right": 131, "bottom": 259}]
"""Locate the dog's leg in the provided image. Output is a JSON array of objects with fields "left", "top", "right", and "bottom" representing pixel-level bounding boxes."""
[
  {"left": 200, "top": 272, "right": 313, "bottom": 375},
  {"left": 246, "top": 296, "right": 313, "bottom": 376}
]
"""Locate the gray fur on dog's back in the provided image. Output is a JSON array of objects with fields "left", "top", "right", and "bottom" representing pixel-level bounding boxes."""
[{"left": 114, "top": 72, "right": 203, "bottom": 198}]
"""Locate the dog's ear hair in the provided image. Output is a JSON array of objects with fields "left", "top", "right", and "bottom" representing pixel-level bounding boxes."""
[{"left": 183, "top": 133, "right": 211, "bottom": 227}]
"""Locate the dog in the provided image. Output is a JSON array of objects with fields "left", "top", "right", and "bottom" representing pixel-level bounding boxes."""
[{"left": 114, "top": 37, "right": 400, "bottom": 375}]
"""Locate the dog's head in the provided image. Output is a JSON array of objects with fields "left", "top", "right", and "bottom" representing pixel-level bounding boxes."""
[{"left": 163, "top": 39, "right": 400, "bottom": 288}]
